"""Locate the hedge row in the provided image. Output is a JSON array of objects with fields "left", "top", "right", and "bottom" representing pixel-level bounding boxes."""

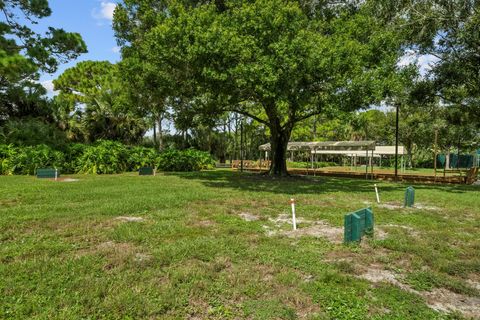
[{"left": 0, "top": 140, "right": 215, "bottom": 175}]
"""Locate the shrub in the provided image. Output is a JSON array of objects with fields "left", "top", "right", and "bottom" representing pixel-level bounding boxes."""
[
  {"left": 0, "top": 144, "right": 16, "bottom": 175},
  {"left": 0, "top": 144, "right": 65, "bottom": 175},
  {"left": 127, "top": 146, "right": 159, "bottom": 171},
  {"left": 76, "top": 140, "right": 128, "bottom": 174},
  {"left": 63, "top": 143, "right": 88, "bottom": 173},
  {"left": 157, "top": 149, "right": 215, "bottom": 172},
  {"left": 0, "top": 142, "right": 214, "bottom": 175}
]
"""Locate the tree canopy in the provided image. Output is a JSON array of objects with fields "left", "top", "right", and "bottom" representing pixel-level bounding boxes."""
[
  {"left": 0, "top": 0, "right": 87, "bottom": 121},
  {"left": 114, "top": 0, "right": 403, "bottom": 175}
]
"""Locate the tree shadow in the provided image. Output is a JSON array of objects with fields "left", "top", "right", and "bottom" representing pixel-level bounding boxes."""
[
  {"left": 165, "top": 170, "right": 479, "bottom": 195},
  {"left": 165, "top": 170, "right": 403, "bottom": 195}
]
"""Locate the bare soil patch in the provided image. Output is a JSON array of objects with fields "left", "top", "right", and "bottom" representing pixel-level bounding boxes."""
[
  {"left": 377, "top": 202, "right": 439, "bottom": 211},
  {"left": 357, "top": 264, "right": 480, "bottom": 318},
  {"left": 238, "top": 212, "right": 260, "bottom": 221},
  {"left": 115, "top": 216, "right": 145, "bottom": 222},
  {"left": 281, "top": 221, "right": 344, "bottom": 244}
]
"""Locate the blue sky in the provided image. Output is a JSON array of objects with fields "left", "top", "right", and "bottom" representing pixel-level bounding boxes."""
[{"left": 38, "top": 1, "right": 120, "bottom": 94}]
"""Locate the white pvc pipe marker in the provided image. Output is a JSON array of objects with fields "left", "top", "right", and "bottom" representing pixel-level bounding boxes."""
[
  {"left": 290, "top": 198, "right": 297, "bottom": 230},
  {"left": 374, "top": 184, "right": 380, "bottom": 203}
]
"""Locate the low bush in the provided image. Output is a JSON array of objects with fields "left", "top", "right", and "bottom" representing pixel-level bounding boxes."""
[
  {"left": 157, "top": 149, "right": 215, "bottom": 172},
  {"left": 76, "top": 140, "right": 129, "bottom": 174},
  {"left": 127, "top": 146, "right": 159, "bottom": 171},
  {"left": 0, "top": 141, "right": 214, "bottom": 175},
  {"left": 0, "top": 144, "right": 64, "bottom": 175}
]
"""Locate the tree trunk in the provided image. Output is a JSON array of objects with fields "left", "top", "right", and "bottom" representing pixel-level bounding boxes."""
[
  {"left": 153, "top": 120, "right": 157, "bottom": 149},
  {"left": 268, "top": 124, "right": 291, "bottom": 176},
  {"left": 158, "top": 114, "right": 163, "bottom": 151}
]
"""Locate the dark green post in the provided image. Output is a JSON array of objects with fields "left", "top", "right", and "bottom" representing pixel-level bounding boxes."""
[
  {"left": 344, "top": 207, "right": 374, "bottom": 243},
  {"left": 404, "top": 186, "right": 415, "bottom": 207},
  {"left": 139, "top": 167, "right": 154, "bottom": 176}
]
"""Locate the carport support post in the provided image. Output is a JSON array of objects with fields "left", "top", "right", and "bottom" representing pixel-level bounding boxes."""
[
  {"left": 365, "top": 149, "right": 368, "bottom": 179},
  {"left": 371, "top": 150, "right": 374, "bottom": 179}
]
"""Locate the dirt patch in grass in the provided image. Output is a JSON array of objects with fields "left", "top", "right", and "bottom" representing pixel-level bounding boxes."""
[
  {"left": 381, "top": 224, "right": 420, "bottom": 238},
  {"left": 377, "top": 202, "right": 439, "bottom": 211},
  {"left": 358, "top": 264, "right": 480, "bottom": 318},
  {"left": 53, "top": 178, "right": 80, "bottom": 182},
  {"left": 192, "top": 219, "right": 217, "bottom": 228},
  {"left": 115, "top": 216, "right": 145, "bottom": 222},
  {"left": 77, "top": 241, "right": 152, "bottom": 268},
  {"left": 423, "top": 288, "right": 480, "bottom": 318},
  {"left": 264, "top": 214, "right": 344, "bottom": 243},
  {"left": 378, "top": 202, "right": 404, "bottom": 210},
  {"left": 281, "top": 221, "right": 344, "bottom": 244},
  {"left": 238, "top": 212, "right": 260, "bottom": 221}
]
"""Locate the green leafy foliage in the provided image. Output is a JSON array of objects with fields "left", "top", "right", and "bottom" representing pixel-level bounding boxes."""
[
  {"left": 75, "top": 140, "right": 129, "bottom": 174},
  {"left": 0, "top": 144, "right": 64, "bottom": 175},
  {"left": 157, "top": 149, "right": 215, "bottom": 172},
  {"left": 0, "top": 141, "right": 214, "bottom": 175},
  {"left": 0, "top": 0, "right": 86, "bottom": 122},
  {"left": 0, "top": 117, "right": 68, "bottom": 149},
  {"left": 114, "top": 0, "right": 402, "bottom": 175},
  {"left": 53, "top": 61, "right": 148, "bottom": 144},
  {"left": 127, "top": 146, "right": 159, "bottom": 171}
]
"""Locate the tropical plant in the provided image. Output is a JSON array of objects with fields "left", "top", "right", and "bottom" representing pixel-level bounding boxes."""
[
  {"left": 0, "top": 144, "right": 64, "bottom": 175},
  {"left": 75, "top": 140, "right": 129, "bottom": 174},
  {"left": 127, "top": 146, "right": 159, "bottom": 171},
  {"left": 157, "top": 149, "right": 215, "bottom": 172}
]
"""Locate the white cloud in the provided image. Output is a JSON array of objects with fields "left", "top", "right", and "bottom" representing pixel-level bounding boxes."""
[
  {"left": 397, "top": 49, "right": 416, "bottom": 67},
  {"left": 397, "top": 50, "right": 440, "bottom": 76},
  {"left": 417, "top": 54, "right": 439, "bottom": 75},
  {"left": 40, "top": 80, "right": 58, "bottom": 96},
  {"left": 92, "top": 1, "right": 117, "bottom": 21},
  {"left": 112, "top": 46, "right": 121, "bottom": 54}
]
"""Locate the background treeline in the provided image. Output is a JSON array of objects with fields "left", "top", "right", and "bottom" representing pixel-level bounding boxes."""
[
  {"left": 1, "top": 0, "right": 479, "bottom": 174},
  {"left": 0, "top": 141, "right": 214, "bottom": 175}
]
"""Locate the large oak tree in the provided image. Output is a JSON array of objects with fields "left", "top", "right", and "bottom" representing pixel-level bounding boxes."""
[{"left": 114, "top": 0, "right": 402, "bottom": 175}]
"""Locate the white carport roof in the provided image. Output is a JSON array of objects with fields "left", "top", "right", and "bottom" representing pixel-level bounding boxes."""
[
  {"left": 312, "top": 145, "right": 405, "bottom": 156},
  {"left": 258, "top": 141, "right": 376, "bottom": 152}
]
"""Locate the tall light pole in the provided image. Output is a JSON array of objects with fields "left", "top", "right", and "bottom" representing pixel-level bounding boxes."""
[{"left": 240, "top": 117, "right": 244, "bottom": 173}]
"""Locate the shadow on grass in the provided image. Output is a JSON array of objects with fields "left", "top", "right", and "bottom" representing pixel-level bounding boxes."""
[
  {"left": 166, "top": 170, "right": 480, "bottom": 195},
  {"left": 165, "top": 170, "right": 401, "bottom": 195}
]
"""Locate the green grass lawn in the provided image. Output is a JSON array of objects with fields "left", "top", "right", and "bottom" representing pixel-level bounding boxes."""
[{"left": 1, "top": 170, "right": 479, "bottom": 319}]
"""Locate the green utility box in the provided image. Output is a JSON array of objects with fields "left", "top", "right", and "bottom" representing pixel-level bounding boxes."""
[
  {"left": 404, "top": 186, "right": 415, "bottom": 207},
  {"left": 344, "top": 207, "right": 374, "bottom": 243},
  {"left": 36, "top": 168, "right": 59, "bottom": 179},
  {"left": 139, "top": 167, "right": 155, "bottom": 176}
]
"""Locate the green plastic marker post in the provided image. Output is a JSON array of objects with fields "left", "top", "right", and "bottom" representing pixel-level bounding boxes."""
[
  {"left": 139, "top": 167, "right": 154, "bottom": 176},
  {"left": 404, "top": 186, "right": 415, "bottom": 207},
  {"left": 344, "top": 207, "right": 374, "bottom": 243}
]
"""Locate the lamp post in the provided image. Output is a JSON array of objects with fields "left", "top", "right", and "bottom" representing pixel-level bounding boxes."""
[{"left": 240, "top": 117, "right": 244, "bottom": 173}]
